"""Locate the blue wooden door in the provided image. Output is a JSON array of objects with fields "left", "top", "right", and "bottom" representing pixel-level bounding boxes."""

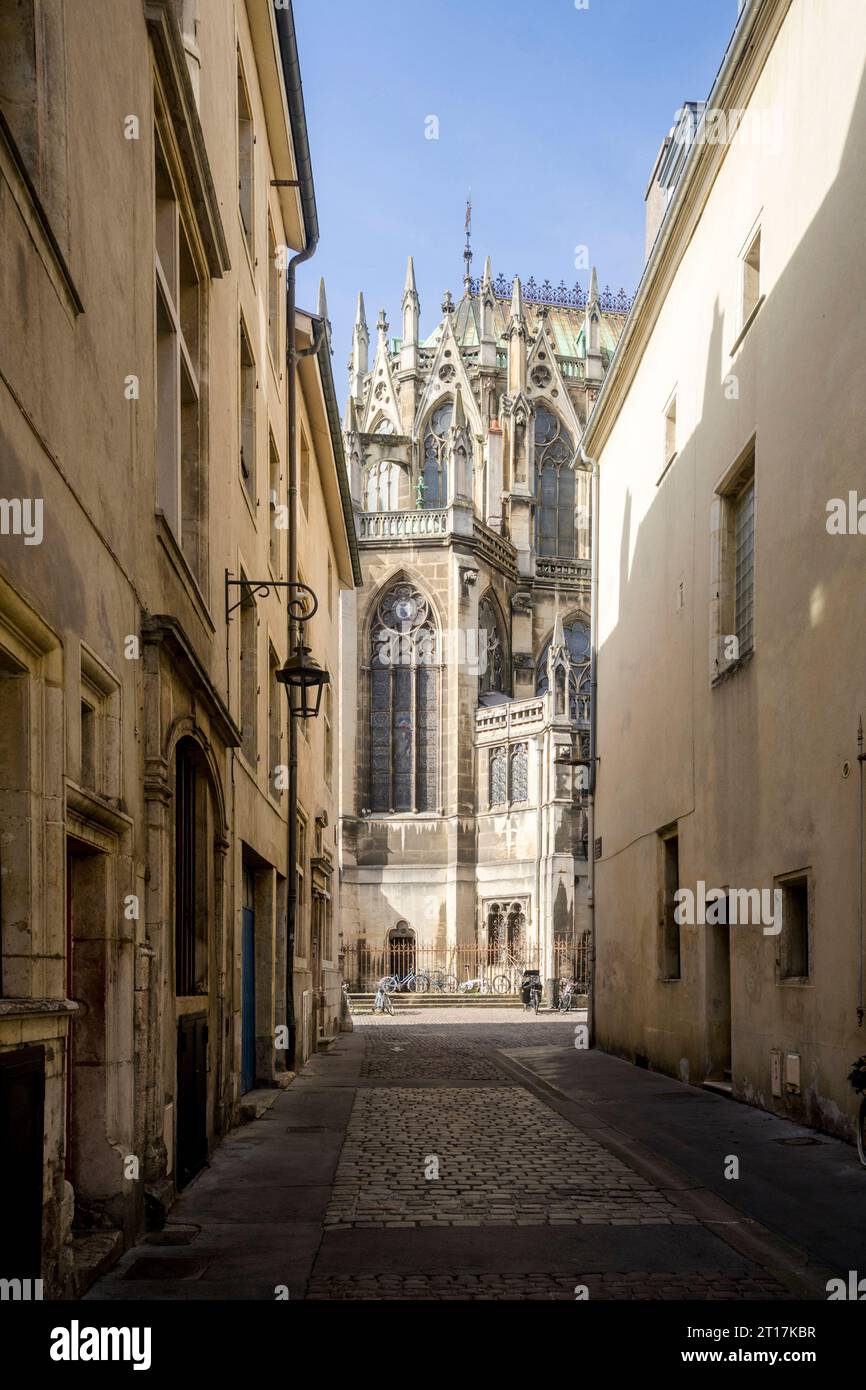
[{"left": 241, "top": 894, "right": 256, "bottom": 1094}]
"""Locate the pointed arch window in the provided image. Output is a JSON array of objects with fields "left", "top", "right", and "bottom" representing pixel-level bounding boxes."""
[
  {"left": 364, "top": 459, "right": 401, "bottom": 512},
  {"left": 489, "top": 747, "right": 507, "bottom": 806},
  {"left": 369, "top": 583, "right": 439, "bottom": 812},
  {"left": 536, "top": 619, "right": 591, "bottom": 723},
  {"left": 421, "top": 401, "right": 452, "bottom": 507},
  {"left": 535, "top": 406, "right": 576, "bottom": 558},
  {"left": 478, "top": 592, "right": 506, "bottom": 696}
]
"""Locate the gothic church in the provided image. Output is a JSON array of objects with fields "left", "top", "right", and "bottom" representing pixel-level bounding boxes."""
[{"left": 339, "top": 253, "right": 629, "bottom": 990}]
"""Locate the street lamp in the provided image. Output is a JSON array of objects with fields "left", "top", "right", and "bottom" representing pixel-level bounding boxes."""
[{"left": 276, "top": 642, "right": 329, "bottom": 719}]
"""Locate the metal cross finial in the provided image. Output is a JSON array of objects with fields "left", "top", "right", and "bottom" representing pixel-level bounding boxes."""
[{"left": 463, "top": 191, "right": 472, "bottom": 288}]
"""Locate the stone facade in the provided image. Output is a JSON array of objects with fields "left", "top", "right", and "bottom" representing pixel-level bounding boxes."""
[
  {"left": 585, "top": 0, "right": 866, "bottom": 1140},
  {"left": 340, "top": 259, "right": 627, "bottom": 988},
  {"left": 0, "top": 0, "right": 356, "bottom": 1296}
]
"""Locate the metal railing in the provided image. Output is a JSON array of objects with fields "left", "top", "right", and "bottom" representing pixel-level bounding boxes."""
[{"left": 341, "top": 937, "right": 589, "bottom": 996}]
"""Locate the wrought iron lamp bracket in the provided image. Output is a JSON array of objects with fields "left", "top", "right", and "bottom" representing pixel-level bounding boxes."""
[{"left": 224, "top": 571, "right": 319, "bottom": 626}]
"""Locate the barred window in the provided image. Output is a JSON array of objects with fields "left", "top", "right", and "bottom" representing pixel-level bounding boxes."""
[
  {"left": 734, "top": 478, "right": 755, "bottom": 657},
  {"left": 369, "top": 584, "right": 439, "bottom": 813},
  {"left": 535, "top": 406, "right": 576, "bottom": 558}
]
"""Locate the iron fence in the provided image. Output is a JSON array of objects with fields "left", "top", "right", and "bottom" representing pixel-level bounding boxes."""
[{"left": 341, "top": 937, "right": 589, "bottom": 996}]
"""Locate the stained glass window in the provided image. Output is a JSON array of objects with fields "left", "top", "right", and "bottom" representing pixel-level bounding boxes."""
[
  {"left": 369, "top": 583, "right": 439, "bottom": 812},
  {"left": 478, "top": 593, "right": 505, "bottom": 696},
  {"left": 422, "top": 402, "right": 452, "bottom": 507},
  {"left": 534, "top": 406, "right": 576, "bottom": 558},
  {"left": 536, "top": 619, "right": 591, "bottom": 723}
]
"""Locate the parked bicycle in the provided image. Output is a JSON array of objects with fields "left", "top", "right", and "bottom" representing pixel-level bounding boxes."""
[
  {"left": 382, "top": 967, "right": 431, "bottom": 994},
  {"left": 529, "top": 977, "right": 543, "bottom": 1014},
  {"left": 558, "top": 977, "right": 575, "bottom": 1013},
  {"left": 373, "top": 978, "right": 394, "bottom": 1014},
  {"left": 458, "top": 971, "right": 510, "bottom": 995},
  {"left": 430, "top": 969, "right": 458, "bottom": 993}
]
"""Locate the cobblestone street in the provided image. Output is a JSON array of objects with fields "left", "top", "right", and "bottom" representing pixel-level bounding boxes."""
[{"left": 88, "top": 1009, "right": 865, "bottom": 1302}]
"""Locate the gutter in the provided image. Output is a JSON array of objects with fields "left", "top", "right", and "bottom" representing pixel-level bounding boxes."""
[
  {"left": 582, "top": 0, "right": 778, "bottom": 454},
  {"left": 274, "top": 0, "right": 319, "bottom": 1071}
]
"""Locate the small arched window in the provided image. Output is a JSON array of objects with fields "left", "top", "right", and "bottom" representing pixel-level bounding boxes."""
[
  {"left": 421, "top": 402, "right": 452, "bottom": 507},
  {"left": 369, "top": 583, "right": 439, "bottom": 813},
  {"left": 364, "top": 459, "right": 401, "bottom": 512},
  {"left": 478, "top": 592, "right": 506, "bottom": 696},
  {"left": 535, "top": 406, "right": 576, "bottom": 558},
  {"left": 536, "top": 619, "right": 591, "bottom": 722}
]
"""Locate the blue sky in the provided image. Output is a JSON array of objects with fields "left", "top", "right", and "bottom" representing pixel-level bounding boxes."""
[{"left": 294, "top": 0, "right": 738, "bottom": 378}]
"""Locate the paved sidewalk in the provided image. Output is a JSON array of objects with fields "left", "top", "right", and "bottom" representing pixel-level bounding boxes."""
[{"left": 86, "top": 1013, "right": 861, "bottom": 1301}]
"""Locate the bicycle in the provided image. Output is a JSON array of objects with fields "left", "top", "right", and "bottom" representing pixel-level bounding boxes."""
[
  {"left": 458, "top": 972, "right": 510, "bottom": 995},
  {"left": 558, "top": 977, "right": 575, "bottom": 1013},
  {"left": 373, "top": 979, "right": 394, "bottom": 1014},
  {"left": 430, "top": 969, "right": 458, "bottom": 993},
  {"left": 382, "top": 968, "right": 431, "bottom": 994},
  {"left": 529, "top": 978, "right": 543, "bottom": 1014}
]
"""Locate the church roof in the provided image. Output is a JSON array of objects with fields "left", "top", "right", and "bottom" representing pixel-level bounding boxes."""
[{"left": 415, "top": 288, "right": 627, "bottom": 361}]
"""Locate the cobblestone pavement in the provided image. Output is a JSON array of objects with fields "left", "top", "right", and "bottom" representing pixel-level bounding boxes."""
[
  {"left": 307, "top": 1270, "right": 791, "bottom": 1300},
  {"left": 326, "top": 1085, "right": 692, "bottom": 1228},
  {"left": 304, "top": 1016, "right": 799, "bottom": 1300}
]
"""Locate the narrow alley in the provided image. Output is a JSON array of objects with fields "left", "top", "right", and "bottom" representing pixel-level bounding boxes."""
[{"left": 87, "top": 1014, "right": 863, "bottom": 1302}]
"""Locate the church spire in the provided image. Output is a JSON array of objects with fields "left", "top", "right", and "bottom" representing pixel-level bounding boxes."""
[
  {"left": 585, "top": 266, "right": 603, "bottom": 384},
  {"left": 506, "top": 275, "right": 528, "bottom": 394},
  {"left": 400, "top": 254, "right": 420, "bottom": 382},
  {"left": 349, "top": 291, "right": 369, "bottom": 400},
  {"left": 463, "top": 192, "right": 473, "bottom": 291}
]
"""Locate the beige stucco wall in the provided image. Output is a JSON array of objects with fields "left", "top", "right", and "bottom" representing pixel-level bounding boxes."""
[{"left": 592, "top": 0, "right": 866, "bottom": 1137}]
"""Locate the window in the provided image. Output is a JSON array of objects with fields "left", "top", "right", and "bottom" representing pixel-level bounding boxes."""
[
  {"left": 78, "top": 648, "right": 121, "bottom": 798},
  {"left": 237, "top": 56, "right": 254, "bottom": 257},
  {"left": 714, "top": 446, "right": 756, "bottom": 673},
  {"left": 80, "top": 700, "right": 96, "bottom": 790},
  {"left": 268, "top": 644, "right": 281, "bottom": 798},
  {"left": 488, "top": 744, "right": 528, "bottom": 807},
  {"left": 421, "top": 402, "right": 453, "bottom": 507},
  {"left": 268, "top": 433, "right": 281, "bottom": 572},
  {"left": 489, "top": 747, "right": 507, "bottom": 806},
  {"left": 510, "top": 744, "right": 528, "bottom": 802},
  {"left": 0, "top": 648, "right": 29, "bottom": 997},
  {"left": 295, "top": 812, "right": 307, "bottom": 956},
  {"left": 240, "top": 581, "right": 257, "bottom": 766},
  {"left": 323, "top": 683, "right": 333, "bottom": 788},
  {"left": 239, "top": 318, "right": 256, "bottom": 505},
  {"left": 485, "top": 900, "right": 527, "bottom": 968},
  {"left": 369, "top": 583, "right": 439, "bottom": 813},
  {"left": 741, "top": 228, "right": 761, "bottom": 327},
  {"left": 733, "top": 476, "right": 755, "bottom": 657},
  {"left": 780, "top": 875, "right": 809, "bottom": 980},
  {"left": 0, "top": 0, "right": 68, "bottom": 240},
  {"left": 663, "top": 393, "right": 677, "bottom": 471},
  {"left": 534, "top": 406, "right": 576, "bottom": 558},
  {"left": 478, "top": 593, "right": 506, "bottom": 697},
  {"left": 660, "top": 831, "right": 681, "bottom": 980},
  {"left": 299, "top": 429, "right": 310, "bottom": 518},
  {"left": 364, "top": 459, "right": 401, "bottom": 512},
  {"left": 536, "top": 619, "right": 591, "bottom": 723},
  {"left": 267, "top": 218, "right": 280, "bottom": 364},
  {"left": 155, "top": 132, "right": 205, "bottom": 583},
  {"left": 175, "top": 738, "right": 210, "bottom": 995}
]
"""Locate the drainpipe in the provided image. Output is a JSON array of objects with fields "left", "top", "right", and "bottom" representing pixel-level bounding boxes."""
[
  {"left": 580, "top": 444, "right": 599, "bottom": 1049},
  {"left": 275, "top": 2, "right": 319, "bottom": 1069},
  {"left": 858, "top": 718, "right": 864, "bottom": 1027}
]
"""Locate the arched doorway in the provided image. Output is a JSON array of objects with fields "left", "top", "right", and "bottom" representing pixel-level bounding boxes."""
[{"left": 388, "top": 923, "right": 415, "bottom": 982}]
